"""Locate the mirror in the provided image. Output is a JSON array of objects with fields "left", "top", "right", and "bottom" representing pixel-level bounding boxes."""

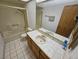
[{"left": 36, "top": 0, "right": 78, "bottom": 38}]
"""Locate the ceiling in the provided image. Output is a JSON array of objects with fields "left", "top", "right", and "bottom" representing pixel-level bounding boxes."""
[
  {"left": 0, "top": 0, "right": 78, "bottom": 9},
  {"left": 0, "top": 0, "right": 28, "bottom": 9},
  {"left": 0, "top": 0, "right": 26, "bottom": 4},
  {"left": 37, "top": 0, "right": 78, "bottom": 7}
]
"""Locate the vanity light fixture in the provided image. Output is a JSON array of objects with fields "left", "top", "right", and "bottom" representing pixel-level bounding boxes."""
[
  {"left": 21, "top": 0, "right": 30, "bottom": 2},
  {"left": 36, "top": 0, "right": 47, "bottom": 3}
]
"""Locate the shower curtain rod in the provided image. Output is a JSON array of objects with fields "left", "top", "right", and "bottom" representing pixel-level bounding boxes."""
[{"left": 0, "top": 4, "right": 26, "bottom": 10}]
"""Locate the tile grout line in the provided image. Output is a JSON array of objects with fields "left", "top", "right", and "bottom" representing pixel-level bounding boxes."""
[
  {"left": 3, "top": 42, "right": 6, "bottom": 59},
  {"left": 14, "top": 40, "right": 19, "bottom": 59},
  {"left": 15, "top": 39, "right": 25, "bottom": 59},
  {"left": 19, "top": 39, "right": 26, "bottom": 59},
  {"left": 9, "top": 42, "right": 11, "bottom": 59},
  {"left": 6, "top": 42, "right": 11, "bottom": 59},
  {"left": 5, "top": 39, "right": 36, "bottom": 59}
]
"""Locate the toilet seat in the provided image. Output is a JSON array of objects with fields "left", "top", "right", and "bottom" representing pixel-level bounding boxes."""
[
  {"left": 21, "top": 27, "right": 33, "bottom": 38},
  {"left": 21, "top": 33, "right": 27, "bottom": 37}
]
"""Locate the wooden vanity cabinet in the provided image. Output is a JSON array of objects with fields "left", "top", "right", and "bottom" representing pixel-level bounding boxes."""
[
  {"left": 27, "top": 35, "right": 39, "bottom": 59},
  {"left": 39, "top": 51, "right": 49, "bottom": 59},
  {"left": 27, "top": 35, "right": 32, "bottom": 49},
  {"left": 27, "top": 35, "right": 49, "bottom": 59},
  {"left": 31, "top": 40, "right": 40, "bottom": 59}
]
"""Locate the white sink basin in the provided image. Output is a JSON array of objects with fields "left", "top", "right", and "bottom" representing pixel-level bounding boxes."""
[{"left": 35, "top": 35, "right": 47, "bottom": 44}]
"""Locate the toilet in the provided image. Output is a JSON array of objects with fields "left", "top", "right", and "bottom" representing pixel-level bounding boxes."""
[{"left": 21, "top": 27, "right": 33, "bottom": 39}]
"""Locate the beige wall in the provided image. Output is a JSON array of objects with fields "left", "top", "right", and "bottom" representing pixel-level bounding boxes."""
[
  {"left": 0, "top": 7, "right": 26, "bottom": 42},
  {"left": 36, "top": 7, "right": 42, "bottom": 29},
  {"left": 0, "top": 7, "right": 25, "bottom": 31}
]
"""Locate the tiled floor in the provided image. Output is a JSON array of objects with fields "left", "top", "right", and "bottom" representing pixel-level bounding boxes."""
[{"left": 4, "top": 38, "right": 36, "bottom": 59}]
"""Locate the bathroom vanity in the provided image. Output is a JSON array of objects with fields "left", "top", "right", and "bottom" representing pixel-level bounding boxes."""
[
  {"left": 27, "top": 35, "right": 49, "bottom": 59},
  {"left": 27, "top": 28, "right": 69, "bottom": 59}
]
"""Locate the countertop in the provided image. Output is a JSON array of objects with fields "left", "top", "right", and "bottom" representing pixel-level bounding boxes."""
[{"left": 27, "top": 28, "right": 69, "bottom": 59}]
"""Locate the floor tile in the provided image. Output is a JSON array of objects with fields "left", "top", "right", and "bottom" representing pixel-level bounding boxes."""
[
  {"left": 5, "top": 54, "right": 10, "bottom": 59},
  {"left": 10, "top": 52, "right": 17, "bottom": 58},
  {"left": 16, "top": 49, "right": 23, "bottom": 54},
  {"left": 5, "top": 38, "right": 36, "bottom": 59},
  {"left": 11, "top": 56, "right": 18, "bottom": 59},
  {"left": 17, "top": 53, "right": 25, "bottom": 59}
]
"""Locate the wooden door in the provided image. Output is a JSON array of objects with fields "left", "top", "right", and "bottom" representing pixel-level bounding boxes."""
[{"left": 56, "top": 5, "right": 78, "bottom": 37}]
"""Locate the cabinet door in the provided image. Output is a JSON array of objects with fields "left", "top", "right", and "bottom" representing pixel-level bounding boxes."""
[
  {"left": 40, "top": 54, "right": 45, "bottom": 59},
  {"left": 32, "top": 40, "right": 39, "bottom": 59},
  {"left": 39, "top": 51, "right": 49, "bottom": 59},
  {"left": 27, "top": 35, "right": 32, "bottom": 49}
]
